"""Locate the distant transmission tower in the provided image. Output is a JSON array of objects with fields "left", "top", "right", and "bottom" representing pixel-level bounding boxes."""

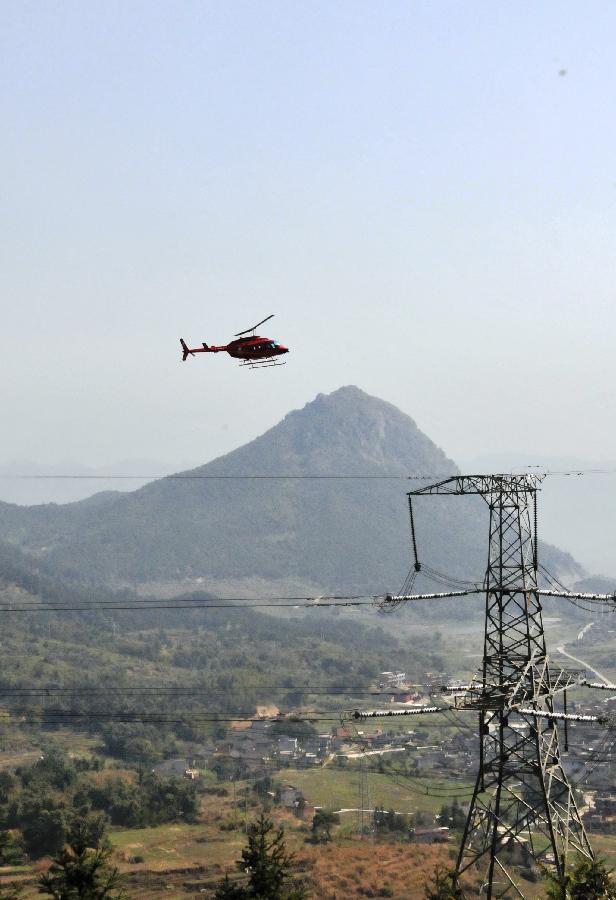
[
  {"left": 406, "top": 475, "right": 593, "bottom": 898},
  {"left": 357, "top": 749, "right": 372, "bottom": 838}
]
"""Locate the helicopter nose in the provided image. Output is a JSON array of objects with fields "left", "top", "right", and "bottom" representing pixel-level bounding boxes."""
[{"left": 278, "top": 345, "right": 289, "bottom": 353}]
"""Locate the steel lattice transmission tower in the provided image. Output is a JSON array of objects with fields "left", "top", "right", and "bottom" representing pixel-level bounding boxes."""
[{"left": 407, "top": 475, "right": 593, "bottom": 899}]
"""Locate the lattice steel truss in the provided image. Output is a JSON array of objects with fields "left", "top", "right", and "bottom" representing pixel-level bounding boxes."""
[
  {"left": 357, "top": 749, "right": 372, "bottom": 838},
  {"left": 408, "top": 475, "right": 593, "bottom": 898}
]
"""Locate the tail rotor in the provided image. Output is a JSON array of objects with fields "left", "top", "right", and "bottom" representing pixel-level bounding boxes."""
[{"left": 180, "top": 338, "right": 194, "bottom": 361}]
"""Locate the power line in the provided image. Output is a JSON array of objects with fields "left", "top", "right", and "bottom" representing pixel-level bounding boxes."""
[
  {"left": 0, "top": 585, "right": 366, "bottom": 608},
  {"left": 0, "top": 685, "right": 425, "bottom": 697},
  {"left": 0, "top": 705, "right": 476, "bottom": 728},
  {"left": 0, "top": 709, "right": 342, "bottom": 724},
  {"left": 0, "top": 473, "right": 432, "bottom": 481},
  {"left": 3, "top": 468, "right": 616, "bottom": 481},
  {"left": 0, "top": 597, "right": 377, "bottom": 613},
  {"left": 344, "top": 715, "right": 476, "bottom": 800},
  {"left": 0, "top": 587, "right": 477, "bottom": 613},
  {"left": 379, "top": 765, "right": 475, "bottom": 799}
]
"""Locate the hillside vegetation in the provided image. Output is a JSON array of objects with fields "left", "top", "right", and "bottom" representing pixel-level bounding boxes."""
[{"left": 0, "top": 541, "right": 449, "bottom": 758}]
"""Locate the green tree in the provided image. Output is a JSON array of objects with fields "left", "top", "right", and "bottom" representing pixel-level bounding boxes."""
[
  {"left": 214, "top": 877, "right": 249, "bottom": 899},
  {"left": 20, "top": 804, "right": 70, "bottom": 857},
  {"left": 373, "top": 805, "right": 408, "bottom": 834},
  {"left": 310, "top": 809, "right": 339, "bottom": 843},
  {"left": 0, "top": 883, "right": 24, "bottom": 900},
  {"left": 239, "top": 814, "right": 299, "bottom": 898},
  {"left": 0, "top": 830, "right": 24, "bottom": 865},
  {"left": 546, "top": 855, "right": 616, "bottom": 899},
  {"left": 438, "top": 800, "right": 466, "bottom": 830},
  {"left": 424, "top": 866, "right": 463, "bottom": 900},
  {"left": 38, "top": 821, "right": 126, "bottom": 899},
  {"left": 215, "top": 813, "right": 306, "bottom": 899},
  {"left": 18, "top": 749, "right": 76, "bottom": 791},
  {"left": 253, "top": 776, "right": 273, "bottom": 799}
]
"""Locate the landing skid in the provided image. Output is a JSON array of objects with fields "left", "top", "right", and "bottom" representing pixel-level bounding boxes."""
[{"left": 239, "top": 358, "right": 287, "bottom": 370}]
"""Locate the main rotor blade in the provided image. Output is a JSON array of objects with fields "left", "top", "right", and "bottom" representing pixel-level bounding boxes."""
[{"left": 234, "top": 314, "right": 274, "bottom": 336}]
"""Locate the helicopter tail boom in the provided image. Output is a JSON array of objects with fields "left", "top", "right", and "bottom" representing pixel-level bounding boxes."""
[{"left": 180, "top": 338, "right": 228, "bottom": 360}]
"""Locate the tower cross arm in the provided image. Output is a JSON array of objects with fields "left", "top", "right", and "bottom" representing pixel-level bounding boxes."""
[
  {"left": 408, "top": 473, "right": 544, "bottom": 497},
  {"left": 517, "top": 708, "right": 608, "bottom": 726},
  {"left": 350, "top": 706, "right": 444, "bottom": 720},
  {"left": 378, "top": 588, "right": 482, "bottom": 608},
  {"left": 537, "top": 588, "right": 616, "bottom": 603}
]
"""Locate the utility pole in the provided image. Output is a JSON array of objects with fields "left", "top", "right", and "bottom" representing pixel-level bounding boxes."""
[{"left": 405, "top": 475, "right": 593, "bottom": 898}]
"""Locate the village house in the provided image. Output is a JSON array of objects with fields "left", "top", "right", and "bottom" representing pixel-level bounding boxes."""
[
  {"left": 317, "top": 733, "right": 332, "bottom": 754},
  {"left": 277, "top": 736, "right": 299, "bottom": 754},
  {"left": 275, "top": 783, "right": 305, "bottom": 810},
  {"left": 153, "top": 757, "right": 191, "bottom": 777},
  {"left": 397, "top": 691, "right": 421, "bottom": 703},
  {"left": 297, "top": 752, "right": 319, "bottom": 767},
  {"left": 331, "top": 726, "right": 353, "bottom": 751},
  {"left": 595, "top": 795, "right": 616, "bottom": 817},
  {"left": 379, "top": 671, "right": 407, "bottom": 690}
]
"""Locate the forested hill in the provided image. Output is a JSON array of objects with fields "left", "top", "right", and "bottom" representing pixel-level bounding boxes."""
[
  {"left": 0, "top": 538, "right": 447, "bottom": 739},
  {"left": 0, "top": 386, "right": 583, "bottom": 594}
]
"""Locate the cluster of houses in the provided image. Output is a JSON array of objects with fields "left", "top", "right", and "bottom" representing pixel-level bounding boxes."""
[
  {"left": 154, "top": 670, "right": 459, "bottom": 780},
  {"left": 582, "top": 793, "right": 616, "bottom": 830},
  {"left": 151, "top": 662, "right": 616, "bottom": 846},
  {"left": 216, "top": 719, "right": 327, "bottom": 770}
]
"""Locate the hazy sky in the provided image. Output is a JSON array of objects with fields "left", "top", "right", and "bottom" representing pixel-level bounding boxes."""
[{"left": 2, "top": 1, "right": 616, "bottom": 471}]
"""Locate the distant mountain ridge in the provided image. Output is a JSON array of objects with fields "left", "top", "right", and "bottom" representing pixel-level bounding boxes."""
[
  {"left": 0, "top": 387, "right": 584, "bottom": 595},
  {"left": 0, "top": 459, "right": 198, "bottom": 506}
]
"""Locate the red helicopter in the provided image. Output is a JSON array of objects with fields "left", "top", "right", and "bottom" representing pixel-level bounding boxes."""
[{"left": 180, "top": 315, "right": 289, "bottom": 369}]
